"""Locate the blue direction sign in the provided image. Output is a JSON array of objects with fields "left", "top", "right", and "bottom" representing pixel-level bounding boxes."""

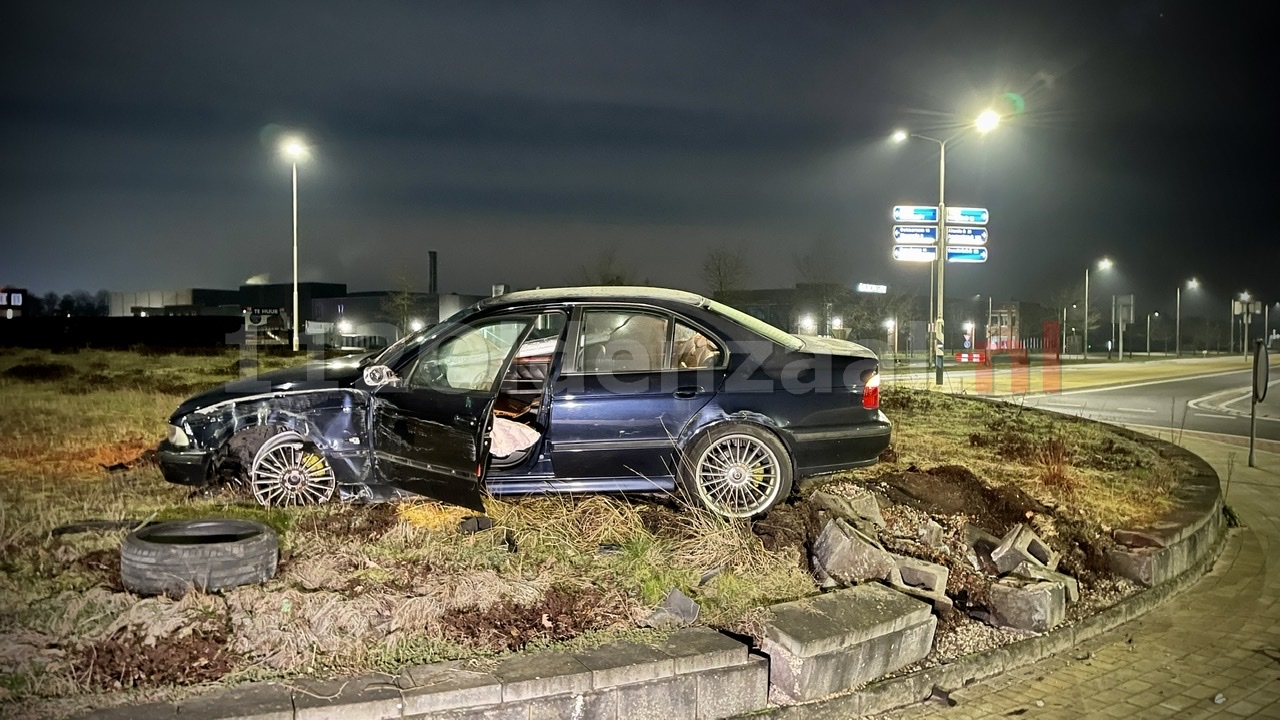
[
  {"left": 946, "top": 246, "right": 988, "bottom": 263},
  {"left": 946, "top": 227, "right": 988, "bottom": 246},
  {"left": 946, "top": 206, "right": 989, "bottom": 225},
  {"left": 892, "top": 205, "right": 939, "bottom": 223},
  {"left": 893, "top": 245, "right": 938, "bottom": 262},
  {"left": 893, "top": 225, "right": 938, "bottom": 244}
]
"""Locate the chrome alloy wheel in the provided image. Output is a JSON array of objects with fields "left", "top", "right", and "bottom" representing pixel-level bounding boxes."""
[
  {"left": 693, "top": 433, "right": 783, "bottom": 518},
  {"left": 250, "top": 433, "right": 336, "bottom": 507}
]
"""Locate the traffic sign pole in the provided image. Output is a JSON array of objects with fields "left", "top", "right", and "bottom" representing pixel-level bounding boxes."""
[
  {"left": 1252, "top": 340, "right": 1269, "bottom": 468},
  {"left": 935, "top": 146, "right": 946, "bottom": 387}
]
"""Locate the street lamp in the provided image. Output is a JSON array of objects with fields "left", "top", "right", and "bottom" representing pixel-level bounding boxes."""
[
  {"left": 891, "top": 108, "right": 1002, "bottom": 385},
  {"left": 1147, "top": 311, "right": 1159, "bottom": 356},
  {"left": 279, "top": 134, "right": 310, "bottom": 352},
  {"left": 884, "top": 318, "right": 897, "bottom": 357},
  {"left": 1176, "top": 278, "right": 1198, "bottom": 357},
  {"left": 1083, "top": 257, "right": 1113, "bottom": 360}
]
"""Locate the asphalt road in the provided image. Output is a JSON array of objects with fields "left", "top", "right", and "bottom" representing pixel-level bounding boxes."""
[{"left": 1021, "top": 367, "right": 1280, "bottom": 441}]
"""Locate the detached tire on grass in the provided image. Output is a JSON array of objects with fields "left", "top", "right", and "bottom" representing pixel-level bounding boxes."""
[{"left": 120, "top": 519, "right": 279, "bottom": 596}]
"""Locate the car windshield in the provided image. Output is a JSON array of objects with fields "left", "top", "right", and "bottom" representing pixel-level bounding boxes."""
[
  {"left": 706, "top": 299, "right": 803, "bottom": 350},
  {"left": 370, "top": 305, "right": 481, "bottom": 368}
]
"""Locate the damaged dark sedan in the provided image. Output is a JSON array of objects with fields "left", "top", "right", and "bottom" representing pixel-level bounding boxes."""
[{"left": 158, "top": 287, "right": 891, "bottom": 518}]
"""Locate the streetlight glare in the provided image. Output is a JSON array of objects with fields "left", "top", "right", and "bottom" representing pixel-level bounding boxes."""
[
  {"left": 1098, "top": 257, "right": 1114, "bottom": 271},
  {"left": 280, "top": 136, "right": 309, "bottom": 161},
  {"left": 890, "top": 129, "right": 908, "bottom": 143},
  {"left": 1188, "top": 278, "right": 1200, "bottom": 289},
  {"left": 975, "top": 109, "right": 1000, "bottom": 134}
]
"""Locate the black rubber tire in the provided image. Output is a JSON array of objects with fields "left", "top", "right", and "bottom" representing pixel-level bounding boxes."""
[
  {"left": 677, "top": 423, "right": 794, "bottom": 519},
  {"left": 120, "top": 518, "right": 279, "bottom": 597}
]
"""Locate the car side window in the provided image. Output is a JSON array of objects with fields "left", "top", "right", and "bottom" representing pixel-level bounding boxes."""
[
  {"left": 672, "top": 321, "right": 723, "bottom": 369},
  {"left": 579, "top": 310, "right": 670, "bottom": 373},
  {"left": 407, "top": 317, "right": 531, "bottom": 392}
]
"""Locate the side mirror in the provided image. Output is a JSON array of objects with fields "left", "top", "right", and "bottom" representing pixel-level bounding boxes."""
[{"left": 362, "top": 365, "right": 400, "bottom": 388}]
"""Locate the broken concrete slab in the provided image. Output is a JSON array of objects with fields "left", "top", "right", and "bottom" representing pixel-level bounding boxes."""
[
  {"left": 985, "top": 577, "right": 1066, "bottom": 632},
  {"left": 890, "top": 581, "right": 957, "bottom": 620},
  {"left": 991, "top": 524, "right": 1061, "bottom": 574},
  {"left": 641, "top": 587, "right": 700, "bottom": 628},
  {"left": 1010, "top": 559, "right": 1080, "bottom": 602},
  {"left": 918, "top": 519, "right": 944, "bottom": 548},
  {"left": 812, "top": 518, "right": 898, "bottom": 585},
  {"left": 399, "top": 661, "right": 503, "bottom": 716},
  {"left": 812, "top": 489, "right": 885, "bottom": 527},
  {"left": 894, "top": 554, "right": 949, "bottom": 595},
  {"left": 761, "top": 583, "right": 936, "bottom": 702}
]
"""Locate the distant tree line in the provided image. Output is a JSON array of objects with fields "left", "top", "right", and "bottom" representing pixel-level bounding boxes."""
[{"left": 21, "top": 290, "right": 111, "bottom": 317}]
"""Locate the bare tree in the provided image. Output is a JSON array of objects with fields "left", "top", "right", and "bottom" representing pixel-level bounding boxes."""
[
  {"left": 573, "top": 247, "right": 638, "bottom": 286},
  {"left": 700, "top": 246, "right": 751, "bottom": 300},
  {"left": 380, "top": 275, "right": 426, "bottom": 334}
]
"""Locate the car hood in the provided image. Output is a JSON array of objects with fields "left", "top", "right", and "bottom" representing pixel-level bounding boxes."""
[
  {"left": 793, "top": 335, "right": 879, "bottom": 359},
  {"left": 170, "top": 356, "right": 368, "bottom": 419}
]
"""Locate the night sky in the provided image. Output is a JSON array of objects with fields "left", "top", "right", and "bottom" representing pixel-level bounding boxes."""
[{"left": 2, "top": 1, "right": 1275, "bottom": 318}]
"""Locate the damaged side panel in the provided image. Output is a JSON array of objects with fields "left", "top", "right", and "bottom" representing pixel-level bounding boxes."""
[{"left": 186, "top": 389, "right": 374, "bottom": 490}]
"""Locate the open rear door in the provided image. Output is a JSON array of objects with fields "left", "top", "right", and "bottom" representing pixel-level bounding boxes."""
[{"left": 371, "top": 315, "right": 534, "bottom": 511}]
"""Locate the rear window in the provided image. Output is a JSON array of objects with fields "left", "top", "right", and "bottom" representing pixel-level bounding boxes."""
[{"left": 706, "top": 300, "right": 803, "bottom": 350}]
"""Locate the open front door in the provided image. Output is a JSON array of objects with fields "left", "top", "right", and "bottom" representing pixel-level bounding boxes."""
[{"left": 371, "top": 315, "right": 534, "bottom": 511}]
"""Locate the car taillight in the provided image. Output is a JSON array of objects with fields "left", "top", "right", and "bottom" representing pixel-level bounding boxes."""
[{"left": 862, "top": 371, "right": 880, "bottom": 410}]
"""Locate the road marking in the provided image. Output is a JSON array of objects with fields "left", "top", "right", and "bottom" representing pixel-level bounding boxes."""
[
  {"left": 1194, "top": 413, "right": 1236, "bottom": 420},
  {"left": 1022, "top": 367, "right": 1258, "bottom": 399},
  {"left": 1116, "top": 407, "right": 1157, "bottom": 414},
  {"left": 1037, "top": 401, "right": 1083, "bottom": 408}
]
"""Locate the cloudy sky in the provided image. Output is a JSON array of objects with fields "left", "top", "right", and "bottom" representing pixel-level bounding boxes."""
[{"left": 1, "top": 0, "right": 1274, "bottom": 316}]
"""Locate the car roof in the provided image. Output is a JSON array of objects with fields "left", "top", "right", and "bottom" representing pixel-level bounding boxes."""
[{"left": 478, "top": 285, "right": 711, "bottom": 309}]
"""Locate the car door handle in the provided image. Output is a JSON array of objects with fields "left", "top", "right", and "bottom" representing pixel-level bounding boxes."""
[
  {"left": 673, "top": 386, "right": 699, "bottom": 399},
  {"left": 454, "top": 414, "right": 477, "bottom": 428}
]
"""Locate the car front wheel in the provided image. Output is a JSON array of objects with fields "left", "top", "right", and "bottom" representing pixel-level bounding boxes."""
[
  {"left": 249, "top": 431, "right": 337, "bottom": 507},
  {"left": 681, "top": 424, "right": 793, "bottom": 518}
]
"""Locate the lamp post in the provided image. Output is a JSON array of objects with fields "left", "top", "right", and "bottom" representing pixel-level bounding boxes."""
[
  {"left": 1176, "top": 278, "right": 1198, "bottom": 357},
  {"left": 1083, "top": 257, "right": 1113, "bottom": 360},
  {"left": 1146, "top": 311, "right": 1159, "bottom": 356},
  {"left": 280, "top": 135, "right": 309, "bottom": 352},
  {"left": 1240, "top": 291, "right": 1254, "bottom": 358},
  {"left": 892, "top": 109, "right": 1000, "bottom": 385}
]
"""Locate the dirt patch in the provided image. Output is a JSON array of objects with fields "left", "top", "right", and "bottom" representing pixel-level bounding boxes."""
[
  {"left": 3, "top": 361, "right": 76, "bottom": 382},
  {"left": 637, "top": 504, "right": 701, "bottom": 542},
  {"left": 68, "top": 549, "right": 126, "bottom": 592},
  {"left": 297, "top": 504, "right": 401, "bottom": 540},
  {"left": 73, "top": 627, "right": 235, "bottom": 689},
  {"left": 752, "top": 501, "right": 825, "bottom": 564},
  {"left": 440, "top": 586, "right": 626, "bottom": 653},
  {"left": 873, "top": 464, "right": 1043, "bottom": 536}
]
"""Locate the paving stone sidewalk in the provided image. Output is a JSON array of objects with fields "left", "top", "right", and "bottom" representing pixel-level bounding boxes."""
[{"left": 873, "top": 438, "right": 1280, "bottom": 720}]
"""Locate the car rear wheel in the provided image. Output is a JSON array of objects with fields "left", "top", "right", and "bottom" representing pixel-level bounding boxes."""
[
  {"left": 250, "top": 431, "right": 336, "bottom": 507},
  {"left": 682, "top": 424, "right": 792, "bottom": 518}
]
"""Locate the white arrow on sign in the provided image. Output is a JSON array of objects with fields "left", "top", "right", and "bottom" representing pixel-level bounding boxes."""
[
  {"left": 893, "top": 245, "right": 938, "bottom": 262},
  {"left": 946, "top": 227, "right": 988, "bottom": 246}
]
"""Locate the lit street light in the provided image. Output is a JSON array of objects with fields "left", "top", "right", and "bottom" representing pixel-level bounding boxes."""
[
  {"left": 1083, "top": 257, "right": 1113, "bottom": 360},
  {"left": 279, "top": 134, "right": 310, "bottom": 352},
  {"left": 1147, "top": 311, "right": 1159, "bottom": 356},
  {"left": 891, "top": 108, "right": 1002, "bottom": 385},
  {"left": 1176, "top": 278, "right": 1198, "bottom": 357},
  {"left": 884, "top": 318, "right": 897, "bottom": 357}
]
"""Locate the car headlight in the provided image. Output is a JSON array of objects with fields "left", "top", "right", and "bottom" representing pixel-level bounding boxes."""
[{"left": 166, "top": 424, "right": 190, "bottom": 448}]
